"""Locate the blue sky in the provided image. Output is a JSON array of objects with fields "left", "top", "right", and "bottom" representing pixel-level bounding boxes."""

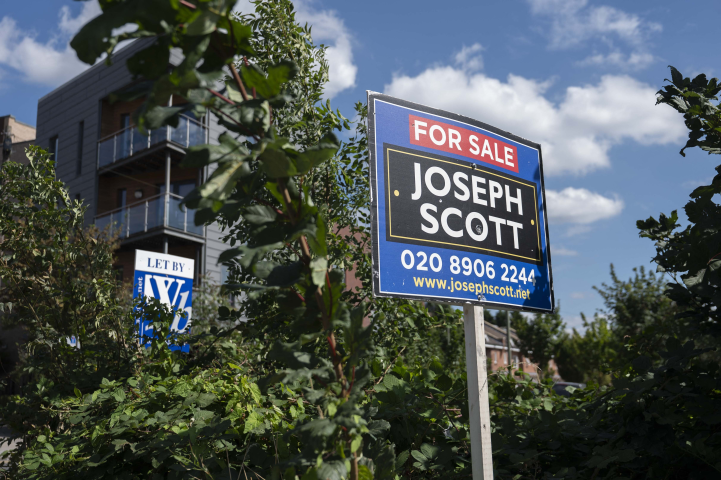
[{"left": 1, "top": 0, "right": 720, "bottom": 329}]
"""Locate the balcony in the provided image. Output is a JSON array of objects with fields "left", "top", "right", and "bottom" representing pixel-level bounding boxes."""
[
  {"left": 97, "top": 115, "right": 206, "bottom": 169},
  {"left": 94, "top": 192, "right": 204, "bottom": 240}
]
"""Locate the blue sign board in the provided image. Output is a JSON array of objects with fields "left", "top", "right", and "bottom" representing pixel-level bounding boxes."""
[
  {"left": 368, "top": 93, "right": 554, "bottom": 313},
  {"left": 133, "top": 249, "right": 194, "bottom": 352}
]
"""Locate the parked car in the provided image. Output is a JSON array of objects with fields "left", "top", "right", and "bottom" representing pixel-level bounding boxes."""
[{"left": 552, "top": 381, "right": 586, "bottom": 397}]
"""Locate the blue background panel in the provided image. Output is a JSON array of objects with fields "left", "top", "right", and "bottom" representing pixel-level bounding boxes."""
[{"left": 368, "top": 93, "right": 554, "bottom": 313}]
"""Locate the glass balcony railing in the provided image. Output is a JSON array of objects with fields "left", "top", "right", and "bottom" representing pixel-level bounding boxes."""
[
  {"left": 94, "top": 193, "right": 204, "bottom": 239},
  {"left": 97, "top": 115, "right": 207, "bottom": 169}
]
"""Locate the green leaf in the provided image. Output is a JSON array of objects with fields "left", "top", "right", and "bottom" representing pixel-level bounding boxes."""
[
  {"left": 316, "top": 460, "right": 347, "bottom": 480},
  {"left": 306, "top": 214, "right": 327, "bottom": 257},
  {"left": 181, "top": 132, "right": 247, "bottom": 168},
  {"left": 669, "top": 65, "right": 683, "bottom": 87},
  {"left": 218, "top": 242, "right": 283, "bottom": 268},
  {"left": 241, "top": 60, "right": 298, "bottom": 99},
  {"left": 112, "top": 388, "right": 126, "bottom": 402},
  {"left": 358, "top": 465, "right": 373, "bottom": 480},
  {"left": 243, "top": 205, "right": 278, "bottom": 225},
  {"left": 257, "top": 261, "right": 304, "bottom": 287},
  {"left": 126, "top": 40, "right": 171, "bottom": 79},
  {"left": 411, "top": 450, "right": 429, "bottom": 470},
  {"left": 420, "top": 443, "right": 440, "bottom": 461},
  {"left": 185, "top": 9, "right": 219, "bottom": 36},
  {"left": 143, "top": 106, "right": 185, "bottom": 130},
  {"left": 243, "top": 410, "right": 265, "bottom": 433},
  {"left": 300, "top": 468, "right": 319, "bottom": 480},
  {"left": 292, "top": 133, "right": 340, "bottom": 174},
  {"left": 367, "top": 420, "right": 390, "bottom": 439},
  {"left": 260, "top": 142, "right": 296, "bottom": 178},
  {"left": 310, "top": 257, "right": 328, "bottom": 286},
  {"left": 632, "top": 355, "right": 653, "bottom": 373},
  {"left": 436, "top": 374, "right": 453, "bottom": 391},
  {"left": 71, "top": 0, "right": 175, "bottom": 65}
]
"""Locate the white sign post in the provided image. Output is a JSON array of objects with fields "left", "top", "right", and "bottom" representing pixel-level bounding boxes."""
[{"left": 464, "top": 305, "right": 494, "bottom": 479}]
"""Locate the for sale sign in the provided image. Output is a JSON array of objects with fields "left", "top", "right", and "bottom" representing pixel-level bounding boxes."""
[
  {"left": 133, "top": 249, "right": 194, "bottom": 352},
  {"left": 368, "top": 93, "right": 554, "bottom": 312}
]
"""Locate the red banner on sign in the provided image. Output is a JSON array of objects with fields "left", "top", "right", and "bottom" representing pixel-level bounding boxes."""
[{"left": 408, "top": 114, "right": 519, "bottom": 173}]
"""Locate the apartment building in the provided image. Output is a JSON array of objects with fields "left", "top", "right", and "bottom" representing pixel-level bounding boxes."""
[
  {"left": 35, "top": 40, "right": 226, "bottom": 285},
  {"left": 0, "top": 114, "right": 35, "bottom": 166}
]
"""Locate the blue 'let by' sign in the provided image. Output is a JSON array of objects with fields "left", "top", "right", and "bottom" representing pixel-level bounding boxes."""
[{"left": 133, "top": 250, "right": 195, "bottom": 352}]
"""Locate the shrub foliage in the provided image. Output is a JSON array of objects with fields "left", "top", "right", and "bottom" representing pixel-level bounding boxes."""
[{"left": 1, "top": 0, "right": 721, "bottom": 478}]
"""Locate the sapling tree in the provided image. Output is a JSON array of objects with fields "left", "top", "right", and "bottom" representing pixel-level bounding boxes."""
[{"left": 70, "top": 1, "right": 394, "bottom": 478}]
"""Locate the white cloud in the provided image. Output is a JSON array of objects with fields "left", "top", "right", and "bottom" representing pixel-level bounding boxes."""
[
  {"left": 554, "top": 246, "right": 579, "bottom": 256},
  {"left": 564, "top": 224, "right": 592, "bottom": 237},
  {"left": 294, "top": 3, "right": 356, "bottom": 98},
  {"left": 233, "top": 0, "right": 357, "bottom": 99},
  {"left": 546, "top": 187, "right": 624, "bottom": 224},
  {"left": 384, "top": 65, "right": 685, "bottom": 176},
  {"left": 454, "top": 43, "right": 484, "bottom": 72},
  {"left": 528, "top": 0, "right": 661, "bottom": 48},
  {"left": 681, "top": 177, "right": 713, "bottom": 189},
  {"left": 578, "top": 51, "right": 654, "bottom": 70},
  {"left": 59, "top": 2, "right": 101, "bottom": 36},
  {"left": 528, "top": 0, "right": 660, "bottom": 70},
  {"left": 0, "top": 0, "right": 357, "bottom": 96},
  {"left": 565, "top": 316, "right": 584, "bottom": 329},
  {"left": 0, "top": 2, "right": 100, "bottom": 87}
]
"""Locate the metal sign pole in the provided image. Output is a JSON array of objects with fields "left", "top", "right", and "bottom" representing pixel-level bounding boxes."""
[
  {"left": 463, "top": 304, "right": 494, "bottom": 480},
  {"left": 506, "top": 311, "right": 513, "bottom": 370}
]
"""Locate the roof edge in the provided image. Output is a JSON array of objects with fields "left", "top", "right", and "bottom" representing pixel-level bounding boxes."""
[{"left": 38, "top": 38, "right": 149, "bottom": 104}]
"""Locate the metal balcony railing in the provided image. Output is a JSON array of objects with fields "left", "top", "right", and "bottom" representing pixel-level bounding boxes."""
[
  {"left": 97, "top": 115, "right": 207, "bottom": 169},
  {"left": 94, "top": 192, "right": 204, "bottom": 239}
]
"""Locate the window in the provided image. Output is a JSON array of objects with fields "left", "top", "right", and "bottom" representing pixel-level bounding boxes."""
[
  {"left": 75, "top": 193, "right": 81, "bottom": 203},
  {"left": 158, "top": 181, "right": 196, "bottom": 230},
  {"left": 117, "top": 188, "right": 127, "bottom": 208},
  {"left": 157, "top": 180, "right": 197, "bottom": 199},
  {"left": 49, "top": 135, "right": 59, "bottom": 163},
  {"left": 76, "top": 121, "right": 84, "bottom": 176},
  {"left": 119, "top": 114, "right": 131, "bottom": 158}
]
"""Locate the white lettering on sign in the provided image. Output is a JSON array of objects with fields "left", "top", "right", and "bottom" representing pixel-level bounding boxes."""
[
  {"left": 412, "top": 162, "right": 526, "bottom": 250},
  {"left": 409, "top": 114, "right": 519, "bottom": 172}
]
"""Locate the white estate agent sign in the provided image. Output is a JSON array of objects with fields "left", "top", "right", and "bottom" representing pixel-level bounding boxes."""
[{"left": 133, "top": 249, "right": 194, "bottom": 352}]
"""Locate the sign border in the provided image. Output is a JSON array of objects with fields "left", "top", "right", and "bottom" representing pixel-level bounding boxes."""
[
  {"left": 384, "top": 145, "right": 542, "bottom": 263},
  {"left": 367, "top": 91, "right": 555, "bottom": 314}
]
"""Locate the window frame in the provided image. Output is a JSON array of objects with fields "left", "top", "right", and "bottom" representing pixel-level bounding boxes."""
[
  {"left": 49, "top": 135, "right": 59, "bottom": 164},
  {"left": 117, "top": 188, "right": 127, "bottom": 209}
]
